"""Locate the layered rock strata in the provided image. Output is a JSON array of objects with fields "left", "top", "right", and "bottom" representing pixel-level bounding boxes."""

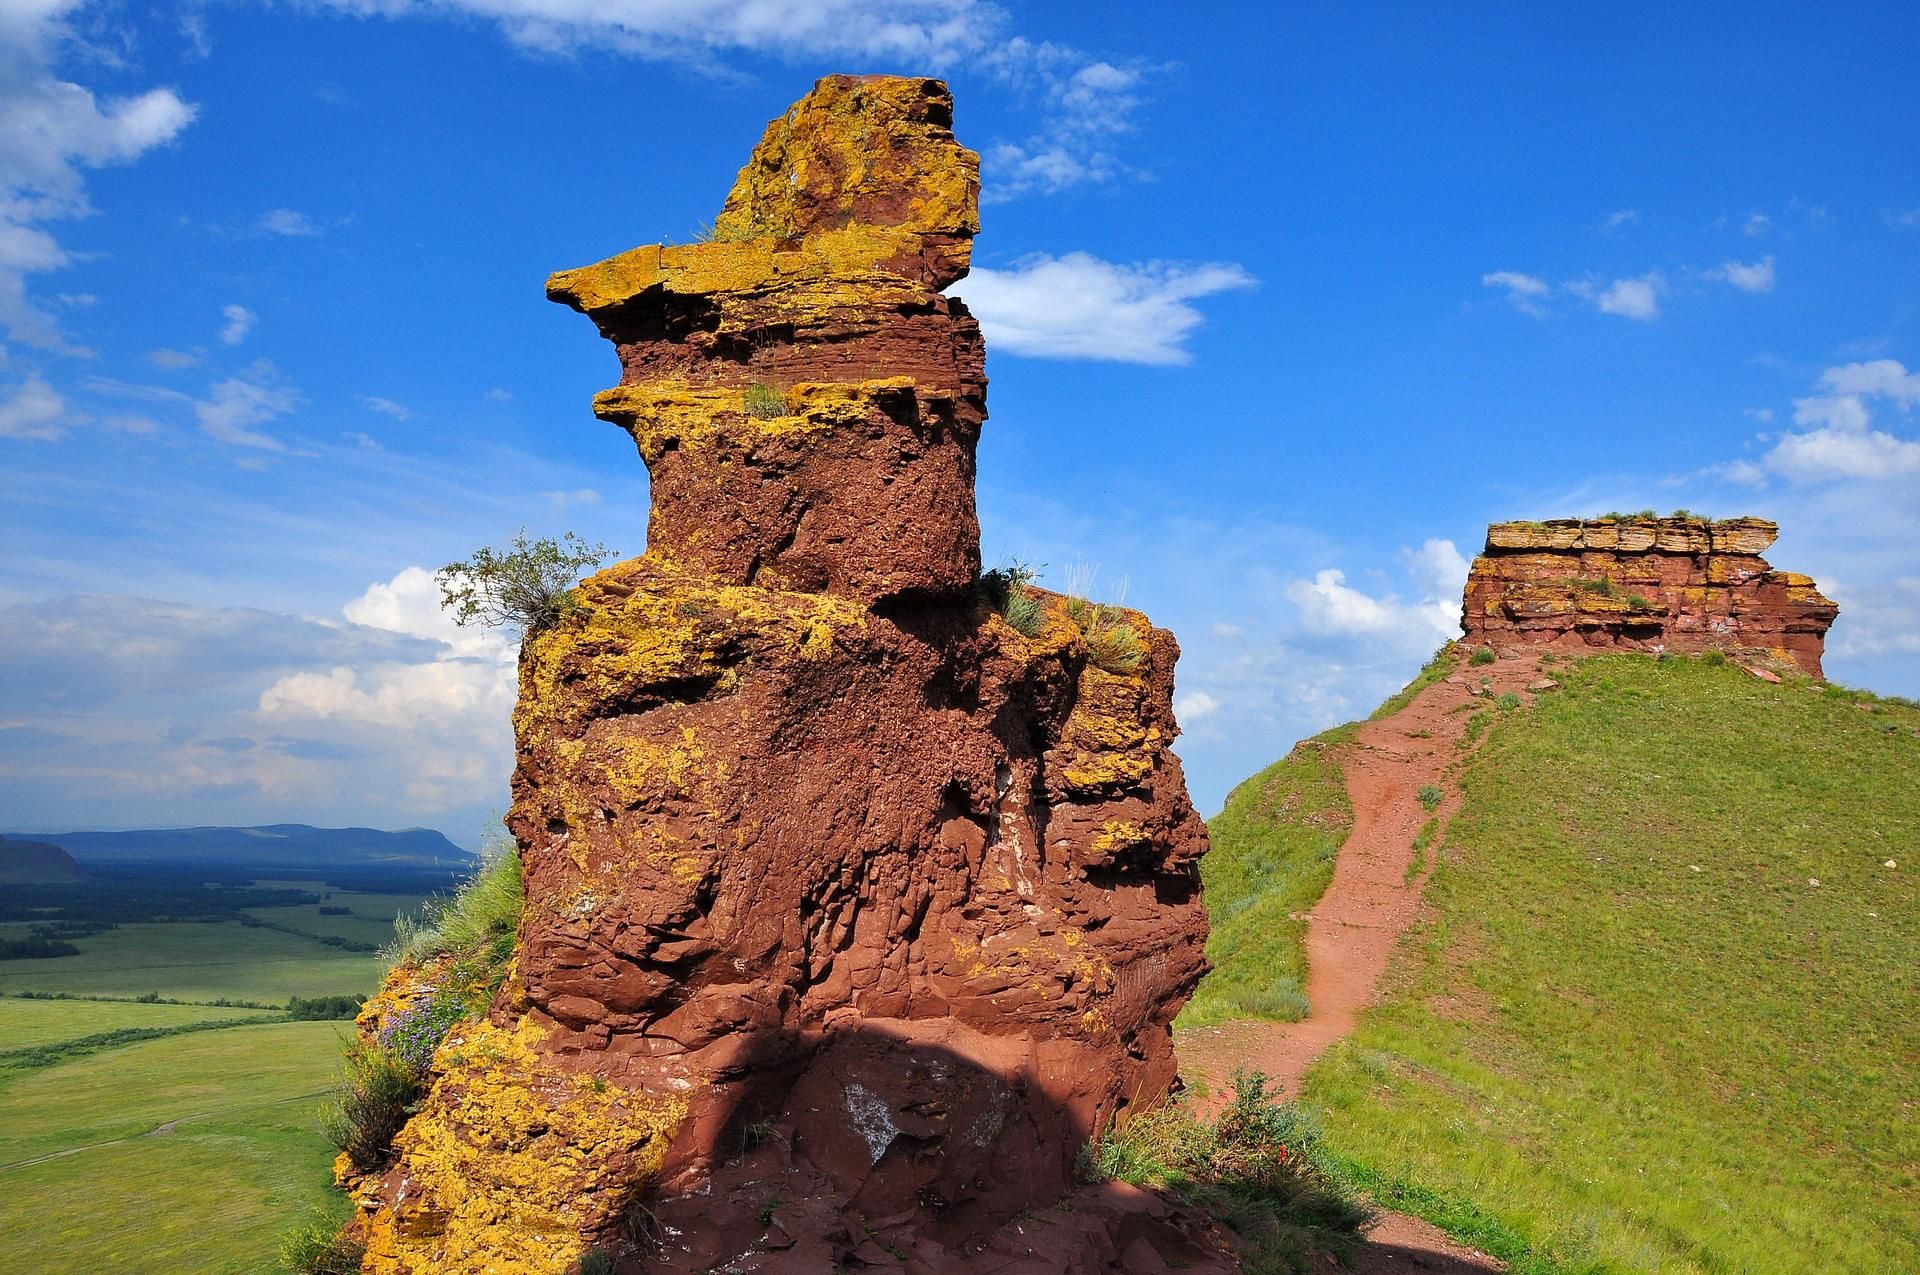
[
  {"left": 1461, "top": 515, "right": 1837, "bottom": 676},
  {"left": 345, "top": 76, "right": 1224, "bottom": 1274}
]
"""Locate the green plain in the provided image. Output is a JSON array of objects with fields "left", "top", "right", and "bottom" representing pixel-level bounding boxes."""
[
  {"left": 0, "top": 921, "right": 385, "bottom": 1003},
  {"left": 0, "top": 1022, "right": 346, "bottom": 1274}
]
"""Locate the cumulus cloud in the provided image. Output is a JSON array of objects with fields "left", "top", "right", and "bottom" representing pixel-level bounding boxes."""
[
  {"left": 1286, "top": 538, "right": 1466, "bottom": 654},
  {"left": 0, "top": 576, "right": 515, "bottom": 835},
  {"left": 1721, "top": 358, "right": 1920, "bottom": 484},
  {"left": 956, "top": 252, "right": 1254, "bottom": 364},
  {"left": 218, "top": 303, "right": 255, "bottom": 345},
  {"left": 0, "top": 373, "right": 69, "bottom": 440},
  {"left": 1483, "top": 270, "right": 1551, "bottom": 317},
  {"left": 1571, "top": 272, "right": 1663, "bottom": 321},
  {"left": 258, "top": 207, "right": 320, "bottom": 237},
  {"left": 0, "top": 3, "right": 197, "bottom": 348},
  {"left": 1173, "top": 689, "right": 1220, "bottom": 723},
  {"left": 1709, "top": 256, "right": 1776, "bottom": 293},
  {"left": 1743, "top": 212, "right": 1774, "bottom": 238}
]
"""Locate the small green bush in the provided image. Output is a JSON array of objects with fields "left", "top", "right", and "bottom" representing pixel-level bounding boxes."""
[
  {"left": 1626, "top": 593, "right": 1656, "bottom": 610},
  {"left": 320, "top": 1037, "right": 422, "bottom": 1172},
  {"left": 1576, "top": 576, "right": 1616, "bottom": 597},
  {"left": 1090, "top": 1070, "right": 1371, "bottom": 1268},
  {"left": 1461, "top": 709, "right": 1493, "bottom": 749},
  {"left": 1058, "top": 565, "right": 1145, "bottom": 675},
  {"left": 576, "top": 1249, "right": 616, "bottom": 1275},
  {"left": 978, "top": 561, "right": 1046, "bottom": 637},
  {"left": 437, "top": 531, "right": 613, "bottom": 635},
  {"left": 1496, "top": 691, "right": 1522, "bottom": 712},
  {"left": 1404, "top": 818, "right": 1439, "bottom": 885},
  {"left": 1469, "top": 646, "right": 1497, "bottom": 667},
  {"left": 279, "top": 1214, "right": 364, "bottom": 1274},
  {"left": 1416, "top": 784, "right": 1444, "bottom": 812},
  {"left": 287, "top": 994, "right": 363, "bottom": 1021},
  {"left": 742, "top": 381, "right": 788, "bottom": 419}
]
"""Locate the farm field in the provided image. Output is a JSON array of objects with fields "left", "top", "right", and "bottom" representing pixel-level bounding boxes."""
[
  {"left": 0, "top": 871, "right": 438, "bottom": 1272},
  {"left": 0, "top": 997, "right": 268, "bottom": 1050},
  {"left": 0, "top": 920, "right": 386, "bottom": 1003},
  {"left": 0, "top": 1022, "right": 346, "bottom": 1274}
]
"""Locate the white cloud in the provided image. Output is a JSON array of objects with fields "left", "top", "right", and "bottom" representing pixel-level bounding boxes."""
[
  {"left": 1573, "top": 272, "right": 1663, "bottom": 321},
  {"left": 0, "top": 373, "right": 68, "bottom": 440},
  {"left": 1818, "top": 359, "right": 1920, "bottom": 406},
  {"left": 483, "top": 387, "right": 513, "bottom": 402},
  {"left": 1709, "top": 256, "right": 1776, "bottom": 293},
  {"left": 1743, "top": 212, "right": 1774, "bottom": 238},
  {"left": 1733, "top": 359, "right": 1920, "bottom": 484},
  {"left": 1286, "top": 540, "right": 1465, "bottom": 654},
  {"left": 1483, "top": 270, "right": 1551, "bottom": 317},
  {"left": 359, "top": 394, "right": 411, "bottom": 421},
  {"left": 196, "top": 367, "right": 296, "bottom": 450},
  {"left": 147, "top": 347, "right": 199, "bottom": 369},
  {"left": 1403, "top": 537, "right": 1470, "bottom": 600},
  {"left": 1210, "top": 622, "right": 1244, "bottom": 641},
  {"left": 956, "top": 252, "right": 1254, "bottom": 365},
  {"left": 0, "top": 3, "right": 197, "bottom": 348},
  {"left": 1889, "top": 208, "right": 1920, "bottom": 229},
  {"left": 218, "top": 303, "right": 255, "bottom": 345},
  {"left": 1600, "top": 209, "right": 1639, "bottom": 232},
  {"left": 1173, "top": 689, "right": 1220, "bottom": 723},
  {"left": 259, "top": 567, "right": 517, "bottom": 809},
  {"left": 102, "top": 412, "right": 158, "bottom": 434},
  {"left": 543, "top": 487, "right": 601, "bottom": 511},
  {"left": 980, "top": 42, "right": 1146, "bottom": 199},
  {"left": 258, "top": 207, "right": 320, "bottom": 237},
  {"left": 302, "top": 0, "right": 1002, "bottom": 64}
]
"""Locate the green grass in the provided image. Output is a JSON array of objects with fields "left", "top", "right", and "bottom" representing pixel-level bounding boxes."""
[
  {"left": 1299, "top": 655, "right": 1920, "bottom": 1273},
  {"left": 0, "top": 1021, "right": 345, "bottom": 1273},
  {"left": 0, "top": 921, "right": 385, "bottom": 1003},
  {"left": 0, "top": 996, "right": 266, "bottom": 1049},
  {"left": 1403, "top": 819, "right": 1438, "bottom": 886},
  {"left": 1369, "top": 644, "right": 1458, "bottom": 721},
  {"left": 1180, "top": 725, "right": 1354, "bottom": 1027}
]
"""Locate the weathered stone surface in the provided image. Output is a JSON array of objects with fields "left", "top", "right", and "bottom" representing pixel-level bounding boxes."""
[
  {"left": 1462, "top": 516, "right": 1838, "bottom": 676},
  {"left": 349, "top": 76, "right": 1224, "bottom": 1274}
]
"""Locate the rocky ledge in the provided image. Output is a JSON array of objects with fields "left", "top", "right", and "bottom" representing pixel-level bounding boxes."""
[{"left": 1461, "top": 515, "right": 1838, "bottom": 676}]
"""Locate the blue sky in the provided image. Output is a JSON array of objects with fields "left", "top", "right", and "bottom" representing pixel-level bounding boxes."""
[{"left": 3, "top": 1, "right": 1917, "bottom": 845}]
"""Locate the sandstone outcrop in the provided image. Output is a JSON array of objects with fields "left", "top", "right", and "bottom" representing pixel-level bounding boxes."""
[
  {"left": 1461, "top": 515, "right": 1838, "bottom": 676},
  {"left": 344, "top": 76, "right": 1224, "bottom": 1274}
]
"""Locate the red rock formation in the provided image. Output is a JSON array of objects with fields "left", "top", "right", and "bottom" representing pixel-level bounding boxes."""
[
  {"left": 1461, "top": 516, "right": 1838, "bottom": 676},
  {"left": 347, "top": 75, "right": 1226, "bottom": 1274}
]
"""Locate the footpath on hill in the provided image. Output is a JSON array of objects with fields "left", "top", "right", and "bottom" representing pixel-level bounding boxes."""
[{"left": 1179, "top": 650, "right": 1547, "bottom": 1274}]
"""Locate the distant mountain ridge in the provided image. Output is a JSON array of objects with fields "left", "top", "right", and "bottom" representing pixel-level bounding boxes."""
[
  {"left": 11, "top": 824, "right": 473, "bottom": 871},
  {"left": 0, "top": 835, "right": 81, "bottom": 883}
]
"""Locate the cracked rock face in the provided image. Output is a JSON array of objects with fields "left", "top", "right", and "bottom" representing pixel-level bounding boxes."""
[
  {"left": 1461, "top": 515, "right": 1838, "bottom": 676},
  {"left": 348, "top": 75, "right": 1225, "bottom": 1274}
]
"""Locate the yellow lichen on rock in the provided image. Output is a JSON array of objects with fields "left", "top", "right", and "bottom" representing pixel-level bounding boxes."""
[
  {"left": 592, "top": 377, "right": 922, "bottom": 461},
  {"left": 357, "top": 1016, "right": 688, "bottom": 1275}
]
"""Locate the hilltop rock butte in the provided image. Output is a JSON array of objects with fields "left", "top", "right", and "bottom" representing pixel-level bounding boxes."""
[{"left": 1460, "top": 515, "right": 1837, "bottom": 676}]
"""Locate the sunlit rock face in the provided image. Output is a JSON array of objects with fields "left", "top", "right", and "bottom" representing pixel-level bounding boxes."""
[
  {"left": 1461, "top": 515, "right": 1838, "bottom": 676},
  {"left": 348, "top": 75, "right": 1229, "bottom": 1274}
]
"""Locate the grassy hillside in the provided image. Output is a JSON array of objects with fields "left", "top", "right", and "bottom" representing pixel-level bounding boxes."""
[
  {"left": 1202, "top": 653, "right": 1920, "bottom": 1273},
  {"left": 1181, "top": 724, "right": 1353, "bottom": 1026}
]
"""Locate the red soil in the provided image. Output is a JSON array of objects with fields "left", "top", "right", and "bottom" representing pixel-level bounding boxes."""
[{"left": 1180, "top": 651, "right": 1548, "bottom": 1273}]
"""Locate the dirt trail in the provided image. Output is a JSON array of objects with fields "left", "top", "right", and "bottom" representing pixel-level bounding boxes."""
[{"left": 1179, "top": 650, "right": 1547, "bottom": 1274}]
